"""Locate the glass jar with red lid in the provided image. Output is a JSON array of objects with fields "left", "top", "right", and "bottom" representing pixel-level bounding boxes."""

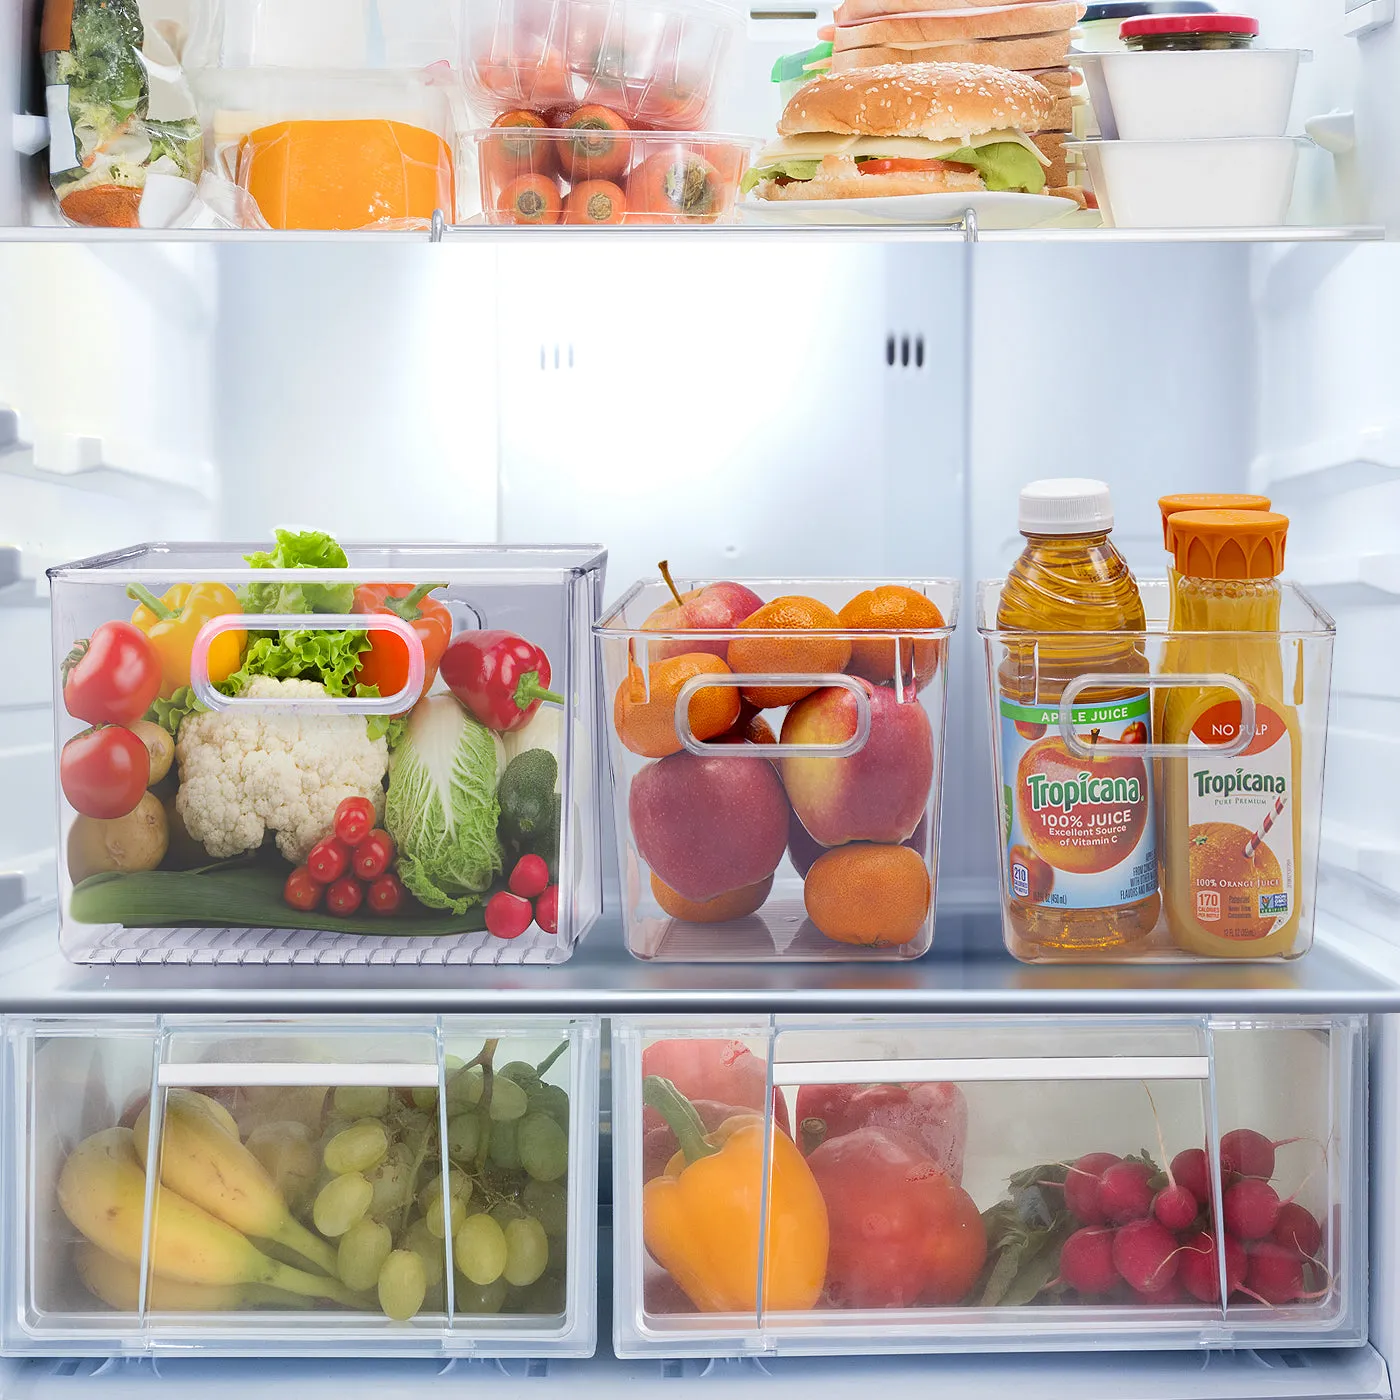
[{"left": 1121, "top": 13, "right": 1260, "bottom": 50}]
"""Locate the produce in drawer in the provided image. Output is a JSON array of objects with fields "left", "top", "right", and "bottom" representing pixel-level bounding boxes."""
[
  {"left": 128, "top": 582, "right": 245, "bottom": 696},
  {"left": 795, "top": 1080, "right": 967, "bottom": 1182},
  {"left": 643, "top": 566, "right": 763, "bottom": 661}
]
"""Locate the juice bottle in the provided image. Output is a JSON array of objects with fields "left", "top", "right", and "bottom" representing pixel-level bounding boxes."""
[
  {"left": 1160, "top": 509, "right": 1301, "bottom": 958},
  {"left": 996, "top": 479, "right": 1159, "bottom": 955}
]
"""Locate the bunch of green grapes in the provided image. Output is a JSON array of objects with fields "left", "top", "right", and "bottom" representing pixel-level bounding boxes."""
[{"left": 297, "top": 1044, "right": 571, "bottom": 1322}]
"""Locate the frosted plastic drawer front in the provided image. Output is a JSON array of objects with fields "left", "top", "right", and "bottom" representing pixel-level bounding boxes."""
[
  {"left": 47, "top": 543, "right": 606, "bottom": 966},
  {"left": 2, "top": 1015, "right": 599, "bottom": 1356},
  {"left": 595, "top": 577, "right": 959, "bottom": 962},
  {"left": 612, "top": 1015, "right": 1366, "bottom": 1358}
]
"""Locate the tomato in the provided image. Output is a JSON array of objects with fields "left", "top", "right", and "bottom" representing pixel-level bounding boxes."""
[
  {"left": 858, "top": 158, "right": 961, "bottom": 176},
  {"left": 326, "top": 876, "right": 364, "bottom": 916},
  {"left": 486, "top": 109, "right": 559, "bottom": 183},
  {"left": 640, "top": 1039, "right": 791, "bottom": 1135},
  {"left": 562, "top": 178, "right": 627, "bottom": 224},
  {"left": 284, "top": 868, "right": 323, "bottom": 912},
  {"left": 807, "top": 1128, "right": 987, "bottom": 1308},
  {"left": 62, "top": 621, "right": 162, "bottom": 726},
  {"left": 795, "top": 1082, "right": 967, "bottom": 1182},
  {"left": 557, "top": 106, "right": 631, "bottom": 184},
  {"left": 333, "top": 796, "right": 376, "bottom": 848},
  {"left": 307, "top": 836, "right": 352, "bottom": 885},
  {"left": 626, "top": 151, "right": 722, "bottom": 224},
  {"left": 497, "top": 173, "right": 563, "bottom": 225},
  {"left": 352, "top": 830, "right": 396, "bottom": 881},
  {"left": 60, "top": 726, "right": 150, "bottom": 819},
  {"left": 366, "top": 873, "right": 405, "bottom": 916}
]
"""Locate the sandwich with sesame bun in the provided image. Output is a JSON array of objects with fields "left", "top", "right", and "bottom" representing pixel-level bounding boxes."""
[{"left": 742, "top": 62, "right": 1055, "bottom": 202}]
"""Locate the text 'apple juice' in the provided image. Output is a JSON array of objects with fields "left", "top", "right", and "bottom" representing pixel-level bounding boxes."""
[
  {"left": 996, "top": 479, "right": 1159, "bottom": 954},
  {"left": 1159, "top": 510, "right": 1301, "bottom": 958}
]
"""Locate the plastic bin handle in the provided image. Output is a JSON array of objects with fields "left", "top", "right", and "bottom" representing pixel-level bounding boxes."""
[
  {"left": 1058, "top": 672, "right": 1257, "bottom": 760},
  {"left": 189, "top": 613, "right": 426, "bottom": 715},
  {"left": 672, "top": 672, "right": 872, "bottom": 758},
  {"left": 158, "top": 1062, "right": 438, "bottom": 1088},
  {"left": 773, "top": 1055, "right": 1210, "bottom": 1084}
]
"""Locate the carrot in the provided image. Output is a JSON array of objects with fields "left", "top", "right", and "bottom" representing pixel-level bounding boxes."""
[
  {"left": 496, "top": 173, "right": 563, "bottom": 225},
  {"left": 558, "top": 105, "right": 631, "bottom": 184},
  {"left": 626, "top": 150, "right": 723, "bottom": 224},
  {"left": 563, "top": 179, "right": 627, "bottom": 225},
  {"left": 484, "top": 109, "right": 558, "bottom": 183}
]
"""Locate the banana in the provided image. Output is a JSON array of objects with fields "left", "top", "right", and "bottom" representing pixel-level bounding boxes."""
[
  {"left": 134, "top": 1091, "right": 339, "bottom": 1278},
  {"left": 57, "top": 1127, "right": 359, "bottom": 1305},
  {"left": 74, "top": 1240, "right": 312, "bottom": 1313}
]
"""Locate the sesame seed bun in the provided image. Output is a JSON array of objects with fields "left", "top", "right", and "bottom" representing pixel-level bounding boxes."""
[{"left": 779, "top": 62, "right": 1056, "bottom": 142}]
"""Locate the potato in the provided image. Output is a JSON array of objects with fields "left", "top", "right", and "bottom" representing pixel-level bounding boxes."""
[
  {"left": 67, "top": 792, "right": 169, "bottom": 882},
  {"left": 130, "top": 720, "right": 174, "bottom": 785},
  {"left": 160, "top": 792, "right": 209, "bottom": 870}
]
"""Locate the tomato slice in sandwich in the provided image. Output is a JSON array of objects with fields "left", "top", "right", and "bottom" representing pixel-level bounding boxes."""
[{"left": 858, "top": 158, "right": 967, "bottom": 176}]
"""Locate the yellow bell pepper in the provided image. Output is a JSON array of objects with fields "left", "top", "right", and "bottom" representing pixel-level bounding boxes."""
[
  {"left": 128, "top": 582, "right": 245, "bottom": 697},
  {"left": 641, "top": 1076, "right": 828, "bottom": 1314}
]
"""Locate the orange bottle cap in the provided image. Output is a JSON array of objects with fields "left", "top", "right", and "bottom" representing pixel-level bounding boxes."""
[
  {"left": 1169, "top": 509, "right": 1289, "bottom": 580},
  {"left": 1158, "top": 493, "right": 1271, "bottom": 550}
]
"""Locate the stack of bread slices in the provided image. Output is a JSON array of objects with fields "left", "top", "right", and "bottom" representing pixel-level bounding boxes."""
[{"left": 828, "top": 0, "right": 1087, "bottom": 201}]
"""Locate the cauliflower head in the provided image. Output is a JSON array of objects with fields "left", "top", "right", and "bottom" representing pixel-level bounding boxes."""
[{"left": 176, "top": 676, "right": 389, "bottom": 864}]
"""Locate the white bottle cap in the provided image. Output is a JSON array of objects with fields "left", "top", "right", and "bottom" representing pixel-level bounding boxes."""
[{"left": 1018, "top": 478, "right": 1115, "bottom": 536}]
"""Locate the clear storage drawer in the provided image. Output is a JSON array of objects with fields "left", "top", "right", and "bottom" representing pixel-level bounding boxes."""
[
  {"left": 2, "top": 1014, "right": 599, "bottom": 1356},
  {"left": 612, "top": 1015, "right": 1366, "bottom": 1357},
  {"left": 48, "top": 543, "right": 606, "bottom": 966}
]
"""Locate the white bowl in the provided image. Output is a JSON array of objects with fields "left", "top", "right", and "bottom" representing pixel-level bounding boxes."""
[
  {"left": 1069, "top": 137, "right": 1306, "bottom": 229},
  {"left": 1076, "top": 49, "right": 1308, "bottom": 141}
]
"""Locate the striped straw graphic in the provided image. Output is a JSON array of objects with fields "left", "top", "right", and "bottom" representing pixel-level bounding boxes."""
[{"left": 1243, "top": 795, "right": 1287, "bottom": 860}]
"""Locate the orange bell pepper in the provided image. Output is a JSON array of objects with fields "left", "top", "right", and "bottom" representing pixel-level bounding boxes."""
[{"left": 641, "top": 1076, "right": 828, "bottom": 1314}]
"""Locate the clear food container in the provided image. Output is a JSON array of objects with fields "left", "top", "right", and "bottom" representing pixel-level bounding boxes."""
[
  {"left": 978, "top": 579, "right": 1334, "bottom": 964},
  {"left": 1, "top": 1014, "right": 599, "bottom": 1356},
  {"left": 1077, "top": 49, "right": 1308, "bottom": 141},
  {"left": 595, "top": 577, "right": 959, "bottom": 961},
  {"left": 462, "top": 0, "right": 744, "bottom": 129},
  {"left": 1068, "top": 137, "right": 1306, "bottom": 228},
  {"left": 48, "top": 542, "right": 606, "bottom": 966},
  {"left": 613, "top": 1015, "right": 1366, "bottom": 1358},
  {"left": 469, "top": 128, "right": 758, "bottom": 225}
]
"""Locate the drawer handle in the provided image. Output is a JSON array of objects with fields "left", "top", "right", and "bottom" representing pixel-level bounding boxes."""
[
  {"left": 158, "top": 1062, "right": 439, "bottom": 1088},
  {"left": 673, "top": 672, "right": 873, "bottom": 758},
  {"left": 773, "top": 1055, "right": 1211, "bottom": 1084},
  {"left": 1058, "top": 671, "right": 1257, "bottom": 760}
]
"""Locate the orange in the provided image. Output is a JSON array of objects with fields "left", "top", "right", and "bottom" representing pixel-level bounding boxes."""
[
  {"left": 726, "top": 597, "right": 851, "bottom": 709},
  {"left": 614, "top": 653, "right": 740, "bottom": 758},
  {"left": 241, "top": 120, "right": 455, "bottom": 231},
  {"left": 1188, "top": 822, "right": 1285, "bottom": 941},
  {"left": 651, "top": 872, "right": 773, "bottom": 922},
  {"left": 839, "top": 585, "right": 945, "bottom": 690},
  {"left": 803, "top": 844, "right": 931, "bottom": 947}
]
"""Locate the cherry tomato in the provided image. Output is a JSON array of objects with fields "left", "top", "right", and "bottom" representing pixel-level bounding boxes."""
[
  {"left": 61, "top": 622, "right": 162, "bottom": 727},
  {"left": 352, "top": 830, "right": 396, "bottom": 880},
  {"left": 535, "top": 884, "right": 559, "bottom": 934},
  {"left": 284, "top": 868, "right": 323, "bottom": 912},
  {"left": 326, "top": 876, "right": 364, "bottom": 916},
  {"left": 562, "top": 179, "right": 627, "bottom": 224},
  {"left": 497, "top": 173, "right": 562, "bottom": 225},
  {"left": 367, "top": 873, "right": 405, "bottom": 916},
  {"left": 484, "top": 890, "right": 533, "bottom": 940},
  {"left": 333, "top": 796, "right": 376, "bottom": 847},
  {"left": 509, "top": 854, "right": 550, "bottom": 899},
  {"left": 485, "top": 110, "right": 559, "bottom": 183},
  {"left": 60, "top": 726, "right": 150, "bottom": 819},
  {"left": 307, "top": 836, "right": 352, "bottom": 885},
  {"left": 557, "top": 106, "right": 630, "bottom": 184}
]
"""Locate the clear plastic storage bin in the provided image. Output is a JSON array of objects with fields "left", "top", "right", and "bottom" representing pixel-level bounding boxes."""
[
  {"left": 48, "top": 543, "right": 606, "bottom": 966},
  {"left": 594, "top": 577, "right": 959, "bottom": 961},
  {"left": 978, "top": 579, "right": 1334, "bottom": 964},
  {"left": 613, "top": 1015, "right": 1365, "bottom": 1358},
  {"left": 1, "top": 1014, "right": 599, "bottom": 1356},
  {"left": 463, "top": 0, "right": 744, "bottom": 129}
]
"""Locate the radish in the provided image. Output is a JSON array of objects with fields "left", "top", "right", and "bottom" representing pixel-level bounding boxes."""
[
  {"left": 1178, "top": 1230, "right": 1247, "bottom": 1303},
  {"left": 1064, "top": 1152, "right": 1120, "bottom": 1225},
  {"left": 1245, "top": 1240, "right": 1308, "bottom": 1304},
  {"left": 1129, "top": 1276, "right": 1185, "bottom": 1304},
  {"left": 1099, "top": 1160, "right": 1154, "bottom": 1225},
  {"left": 1171, "top": 1147, "right": 1215, "bottom": 1203},
  {"left": 1219, "top": 1127, "right": 1305, "bottom": 1181},
  {"left": 1112, "top": 1218, "right": 1180, "bottom": 1295},
  {"left": 1153, "top": 1183, "right": 1199, "bottom": 1233},
  {"left": 1223, "top": 1178, "right": 1282, "bottom": 1240},
  {"left": 1059, "top": 1226, "right": 1119, "bottom": 1295},
  {"left": 1274, "top": 1202, "right": 1323, "bottom": 1258}
]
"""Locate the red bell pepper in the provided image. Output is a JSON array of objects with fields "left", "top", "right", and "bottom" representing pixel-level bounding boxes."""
[
  {"left": 796, "top": 1081, "right": 967, "bottom": 1184},
  {"left": 441, "top": 629, "right": 563, "bottom": 734},
  {"left": 806, "top": 1127, "right": 986, "bottom": 1308},
  {"left": 352, "top": 583, "right": 452, "bottom": 707},
  {"left": 641, "top": 1039, "right": 792, "bottom": 1138}
]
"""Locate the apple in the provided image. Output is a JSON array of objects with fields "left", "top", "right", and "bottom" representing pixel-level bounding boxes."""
[
  {"left": 642, "top": 567, "right": 764, "bottom": 662},
  {"left": 629, "top": 750, "right": 789, "bottom": 902},
  {"left": 780, "top": 680, "right": 933, "bottom": 847}
]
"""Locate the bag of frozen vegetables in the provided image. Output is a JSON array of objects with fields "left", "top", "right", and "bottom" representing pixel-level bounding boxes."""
[{"left": 41, "top": 0, "right": 205, "bottom": 227}]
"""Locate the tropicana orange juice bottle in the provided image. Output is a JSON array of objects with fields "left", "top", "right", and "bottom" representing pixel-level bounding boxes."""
[
  {"left": 1160, "top": 509, "right": 1301, "bottom": 958},
  {"left": 996, "top": 480, "right": 1159, "bottom": 955}
]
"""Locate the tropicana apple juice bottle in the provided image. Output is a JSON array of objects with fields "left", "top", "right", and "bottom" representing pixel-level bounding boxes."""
[{"left": 996, "top": 479, "right": 1160, "bottom": 955}]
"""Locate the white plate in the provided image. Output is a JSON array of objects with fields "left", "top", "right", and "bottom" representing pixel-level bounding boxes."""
[{"left": 738, "top": 191, "right": 1078, "bottom": 229}]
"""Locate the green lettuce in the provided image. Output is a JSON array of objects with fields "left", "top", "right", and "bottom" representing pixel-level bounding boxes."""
[
  {"left": 940, "top": 142, "right": 1046, "bottom": 194},
  {"left": 385, "top": 695, "right": 504, "bottom": 915},
  {"left": 741, "top": 159, "right": 821, "bottom": 195},
  {"left": 146, "top": 686, "right": 206, "bottom": 738},
  {"left": 240, "top": 529, "right": 356, "bottom": 616},
  {"left": 220, "top": 629, "right": 371, "bottom": 699}
]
